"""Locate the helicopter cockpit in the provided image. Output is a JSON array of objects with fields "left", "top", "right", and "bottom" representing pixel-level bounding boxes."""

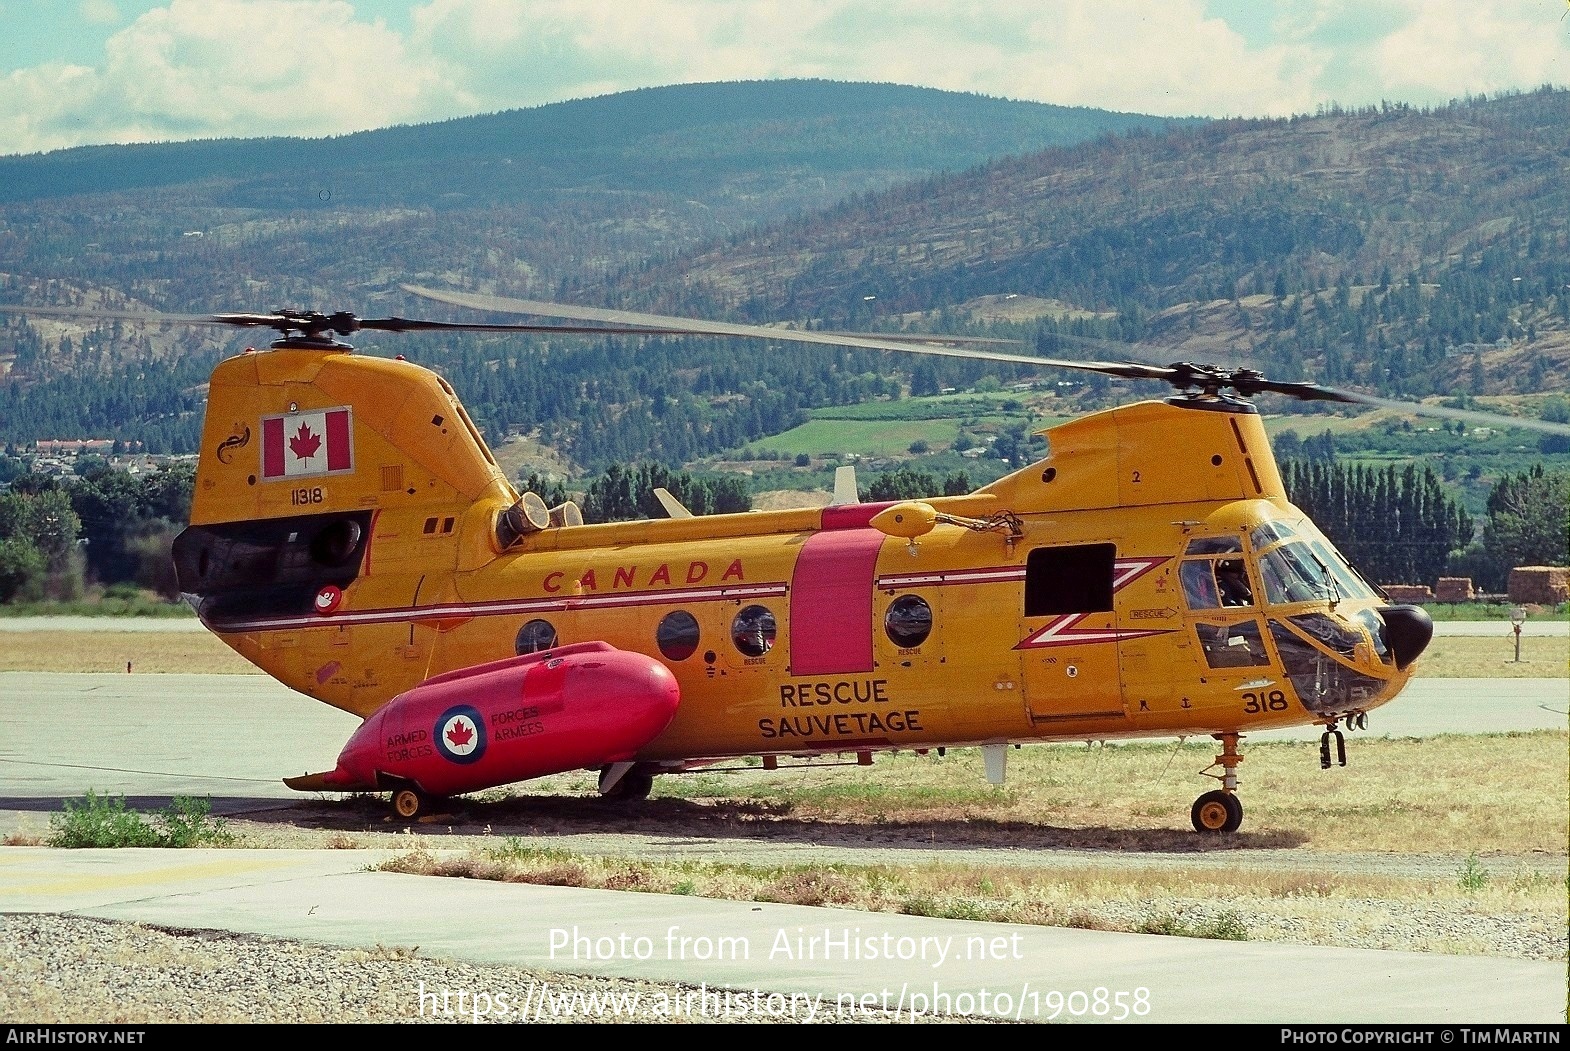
[{"left": 1178, "top": 514, "right": 1431, "bottom": 718}]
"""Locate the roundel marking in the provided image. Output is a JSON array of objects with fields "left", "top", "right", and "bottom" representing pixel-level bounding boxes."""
[
  {"left": 434, "top": 704, "right": 487, "bottom": 765},
  {"left": 314, "top": 585, "right": 343, "bottom": 615}
]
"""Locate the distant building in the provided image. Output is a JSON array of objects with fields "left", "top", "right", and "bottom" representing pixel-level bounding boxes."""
[{"left": 34, "top": 439, "right": 115, "bottom": 455}]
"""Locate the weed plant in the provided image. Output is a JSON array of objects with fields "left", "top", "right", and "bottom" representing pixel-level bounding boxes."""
[{"left": 48, "top": 791, "right": 234, "bottom": 848}]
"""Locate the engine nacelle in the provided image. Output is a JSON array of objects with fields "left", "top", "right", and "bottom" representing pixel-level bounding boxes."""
[{"left": 295, "top": 642, "right": 679, "bottom": 799}]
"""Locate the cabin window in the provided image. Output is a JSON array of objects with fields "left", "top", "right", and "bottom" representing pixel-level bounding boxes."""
[
  {"left": 731, "top": 605, "right": 776, "bottom": 657},
  {"left": 1196, "top": 620, "right": 1271, "bottom": 669},
  {"left": 1024, "top": 544, "right": 1114, "bottom": 617},
  {"left": 884, "top": 594, "right": 933, "bottom": 648},
  {"left": 515, "top": 619, "right": 557, "bottom": 655},
  {"left": 657, "top": 610, "right": 700, "bottom": 662}
]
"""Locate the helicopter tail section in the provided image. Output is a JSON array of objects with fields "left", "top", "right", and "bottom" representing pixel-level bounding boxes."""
[
  {"left": 171, "top": 347, "right": 517, "bottom": 709},
  {"left": 184, "top": 347, "right": 513, "bottom": 530}
]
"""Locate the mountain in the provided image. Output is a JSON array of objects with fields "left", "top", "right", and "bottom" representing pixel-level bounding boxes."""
[
  {"left": 0, "top": 79, "right": 1188, "bottom": 311},
  {"left": 2, "top": 82, "right": 1567, "bottom": 470},
  {"left": 592, "top": 87, "right": 1570, "bottom": 400}
]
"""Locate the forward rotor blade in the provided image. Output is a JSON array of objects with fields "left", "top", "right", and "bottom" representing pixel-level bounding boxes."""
[
  {"left": 355, "top": 316, "right": 698, "bottom": 337},
  {"left": 0, "top": 304, "right": 251, "bottom": 328},
  {"left": 0, "top": 303, "right": 711, "bottom": 339}
]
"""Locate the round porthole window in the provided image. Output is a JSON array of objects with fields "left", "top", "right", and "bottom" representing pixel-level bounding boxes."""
[
  {"left": 884, "top": 594, "right": 933, "bottom": 648},
  {"left": 730, "top": 605, "right": 776, "bottom": 657},
  {"left": 657, "top": 610, "right": 700, "bottom": 661},
  {"left": 514, "top": 618, "right": 557, "bottom": 655}
]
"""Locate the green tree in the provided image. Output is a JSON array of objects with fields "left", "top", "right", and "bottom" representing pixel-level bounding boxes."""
[
  {"left": 1282, "top": 460, "right": 1472, "bottom": 586},
  {"left": 1455, "top": 466, "right": 1570, "bottom": 592},
  {"left": 0, "top": 488, "right": 83, "bottom": 600},
  {"left": 0, "top": 536, "right": 45, "bottom": 601}
]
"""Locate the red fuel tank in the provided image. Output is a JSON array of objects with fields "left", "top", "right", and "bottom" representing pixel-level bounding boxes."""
[{"left": 309, "top": 642, "right": 680, "bottom": 799}]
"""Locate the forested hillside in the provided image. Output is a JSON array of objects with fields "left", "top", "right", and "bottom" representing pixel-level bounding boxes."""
[
  {"left": 597, "top": 88, "right": 1570, "bottom": 405},
  {"left": 2, "top": 84, "right": 1568, "bottom": 475}
]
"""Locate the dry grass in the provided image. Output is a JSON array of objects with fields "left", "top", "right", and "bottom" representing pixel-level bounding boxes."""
[
  {"left": 376, "top": 842, "right": 1565, "bottom": 959},
  {"left": 0, "top": 629, "right": 1564, "bottom": 676},
  {"left": 647, "top": 734, "right": 1570, "bottom": 856},
  {"left": 0, "top": 631, "right": 255, "bottom": 673},
  {"left": 1416, "top": 635, "right": 1567, "bottom": 677}
]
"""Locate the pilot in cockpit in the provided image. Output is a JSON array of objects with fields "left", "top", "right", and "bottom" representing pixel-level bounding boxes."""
[{"left": 1216, "top": 560, "right": 1253, "bottom": 606}]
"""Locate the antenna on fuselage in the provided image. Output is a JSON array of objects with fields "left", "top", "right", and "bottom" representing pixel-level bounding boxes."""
[{"left": 653, "top": 488, "right": 694, "bottom": 518}]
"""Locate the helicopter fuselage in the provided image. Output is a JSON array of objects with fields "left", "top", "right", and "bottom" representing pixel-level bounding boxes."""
[{"left": 173, "top": 349, "right": 1424, "bottom": 771}]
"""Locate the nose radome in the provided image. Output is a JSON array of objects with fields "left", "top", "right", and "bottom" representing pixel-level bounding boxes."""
[{"left": 1379, "top": 604, "right": 1434, "bottom": 671}]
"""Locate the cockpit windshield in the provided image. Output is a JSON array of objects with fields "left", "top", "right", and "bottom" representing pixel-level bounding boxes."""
[
  {"left": 1297, "top": 521, "right": 1380, "bottom": 601},
  {"left": 1250, "top": 518, "right": 1376, "bottom": 605},
  {"left": 1257, "top": 541, "right": 1331, "bottom": 604}
]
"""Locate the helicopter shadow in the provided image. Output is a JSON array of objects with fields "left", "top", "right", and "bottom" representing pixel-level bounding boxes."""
[{"left": 247, "top": 792, "right": 1309, "bottom": 854}]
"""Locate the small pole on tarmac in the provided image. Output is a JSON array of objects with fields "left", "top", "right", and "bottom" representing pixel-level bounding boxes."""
[{"left": 1509, "top": 606, "right": 1527, "bottom": 663}]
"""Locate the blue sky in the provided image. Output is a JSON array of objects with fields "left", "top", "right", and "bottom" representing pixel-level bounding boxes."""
[{"left": 2, "top": 1, "right": 1566, "bottom": 156}]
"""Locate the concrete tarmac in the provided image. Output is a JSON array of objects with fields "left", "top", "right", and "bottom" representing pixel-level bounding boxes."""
[
  {"left": 1, "top": 668, "right": 1566, "bottom": 1025},
  {"left": 3, "top": 671, "right": 1563, "bottom": 808},
  {"left": 1, "top": 847, "right": 1564, "bottom": 1024}
]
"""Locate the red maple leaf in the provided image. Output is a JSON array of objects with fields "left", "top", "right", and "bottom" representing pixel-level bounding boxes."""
[
  {"left": 446, "top": 720, "right": 474, "bottom": 748},
  {"left": 290, "top": 423, "right": 321, "bottom": 461}
]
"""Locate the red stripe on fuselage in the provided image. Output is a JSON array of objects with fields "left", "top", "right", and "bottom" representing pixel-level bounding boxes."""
[{"left": 261, "top": 416, "right": 284, "bottom": 478}]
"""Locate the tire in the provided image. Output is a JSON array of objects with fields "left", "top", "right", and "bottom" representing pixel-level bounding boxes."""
[
  {"left": 392, "top": 786, "right": 429, "bottom": 819},
  {"left": 599, "top": 766, "right": 655, "bottom": 801},
  {"left": 1191, "top": 790, "right": 1243, "bottom": 833}
]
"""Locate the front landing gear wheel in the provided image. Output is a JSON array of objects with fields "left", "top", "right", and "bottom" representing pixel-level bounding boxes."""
[
  {"left": 392, "top": 786, "right": 432, "bottom": 819},
  {"left": 1191, "top": 790, "right": 1243, "bottom": 833}
]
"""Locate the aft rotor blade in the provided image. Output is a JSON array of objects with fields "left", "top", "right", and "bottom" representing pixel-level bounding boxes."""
[
  {"left": 1327, "top": 389, "right": 1570, "bottom": 437},
  {"left": 0, "top": 303, "right": 709, "bottom": 339},
  {"left": 401, "top": 285, "right": 1164, "bottom": 376}
]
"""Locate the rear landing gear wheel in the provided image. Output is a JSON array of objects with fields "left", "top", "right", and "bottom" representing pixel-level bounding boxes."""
[
  {"left": 392, "top": 786, "right": 432, "bottom": 819},
  {"left": 1191, "top": 790, "right": 1243, "bottom": 833}
]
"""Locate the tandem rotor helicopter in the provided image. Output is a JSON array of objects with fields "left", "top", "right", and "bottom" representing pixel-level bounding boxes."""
[{"left": 5, "top": 287, "right": 1565, "bottom": 832}]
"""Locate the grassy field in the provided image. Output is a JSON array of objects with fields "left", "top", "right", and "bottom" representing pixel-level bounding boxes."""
[
  {"left": 0, "top": 629, "right": 1561, "bottom": 676},
  {"left": 743, "top": 418, "right": 966, "bottom": 457}
]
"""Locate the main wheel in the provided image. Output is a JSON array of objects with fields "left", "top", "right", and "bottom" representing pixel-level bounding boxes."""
[
  {"left": 1191, "top": 790, "right": 1244, "bottom": 833},
  {"left": 392, "top": 786, "right": 430, "bottom": 819},
  {"left": 598, "top": 766, "right": 655, "bottom": 801}
]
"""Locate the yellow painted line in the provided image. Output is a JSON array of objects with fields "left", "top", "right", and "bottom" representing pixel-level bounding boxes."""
[{"left": 0, "top": 854, "right": 320, "bottom": 898}]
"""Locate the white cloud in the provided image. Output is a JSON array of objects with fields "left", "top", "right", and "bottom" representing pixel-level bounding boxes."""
[
  {"left": 0, "top": 0, "right": 470, "bottom": 154},
  {"left": 1374, "top": 0, "right": 1568, "bottom": 99},
  {"left": 0, "top": 0, "right": 1564, "bottom": 155},
  {"left": 79, "top": 0, "right": 123, "bottom": 26}
]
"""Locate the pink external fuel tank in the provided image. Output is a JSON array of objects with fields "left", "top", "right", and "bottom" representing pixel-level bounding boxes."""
[{"left": 307, "top": 642, "right": 680, "bottom": 799}]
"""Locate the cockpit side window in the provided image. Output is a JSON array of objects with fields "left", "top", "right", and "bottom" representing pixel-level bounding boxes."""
[
  {"left": 1181, "top": 551, "right": 1255, "bottom": 610},
  {"left": 1182, "top": 560, "right": 1221, "bottom": 609},
  {"left": 1195, "top": 620, "right": 1271, "bottom": 669}
]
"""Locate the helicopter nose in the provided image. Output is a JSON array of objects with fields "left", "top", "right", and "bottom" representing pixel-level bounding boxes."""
[{"left": 1378, "top": 604, "right": 1434, "bottom": 671}]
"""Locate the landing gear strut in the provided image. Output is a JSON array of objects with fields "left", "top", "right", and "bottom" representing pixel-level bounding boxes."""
[{"left": 1191, "top": 732, "right": 1244, "bottom": 833}]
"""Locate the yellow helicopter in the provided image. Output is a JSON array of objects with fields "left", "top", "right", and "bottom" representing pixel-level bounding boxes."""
[{"left": 10, "top": 287, "right": 1547, "bottom": 832}]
